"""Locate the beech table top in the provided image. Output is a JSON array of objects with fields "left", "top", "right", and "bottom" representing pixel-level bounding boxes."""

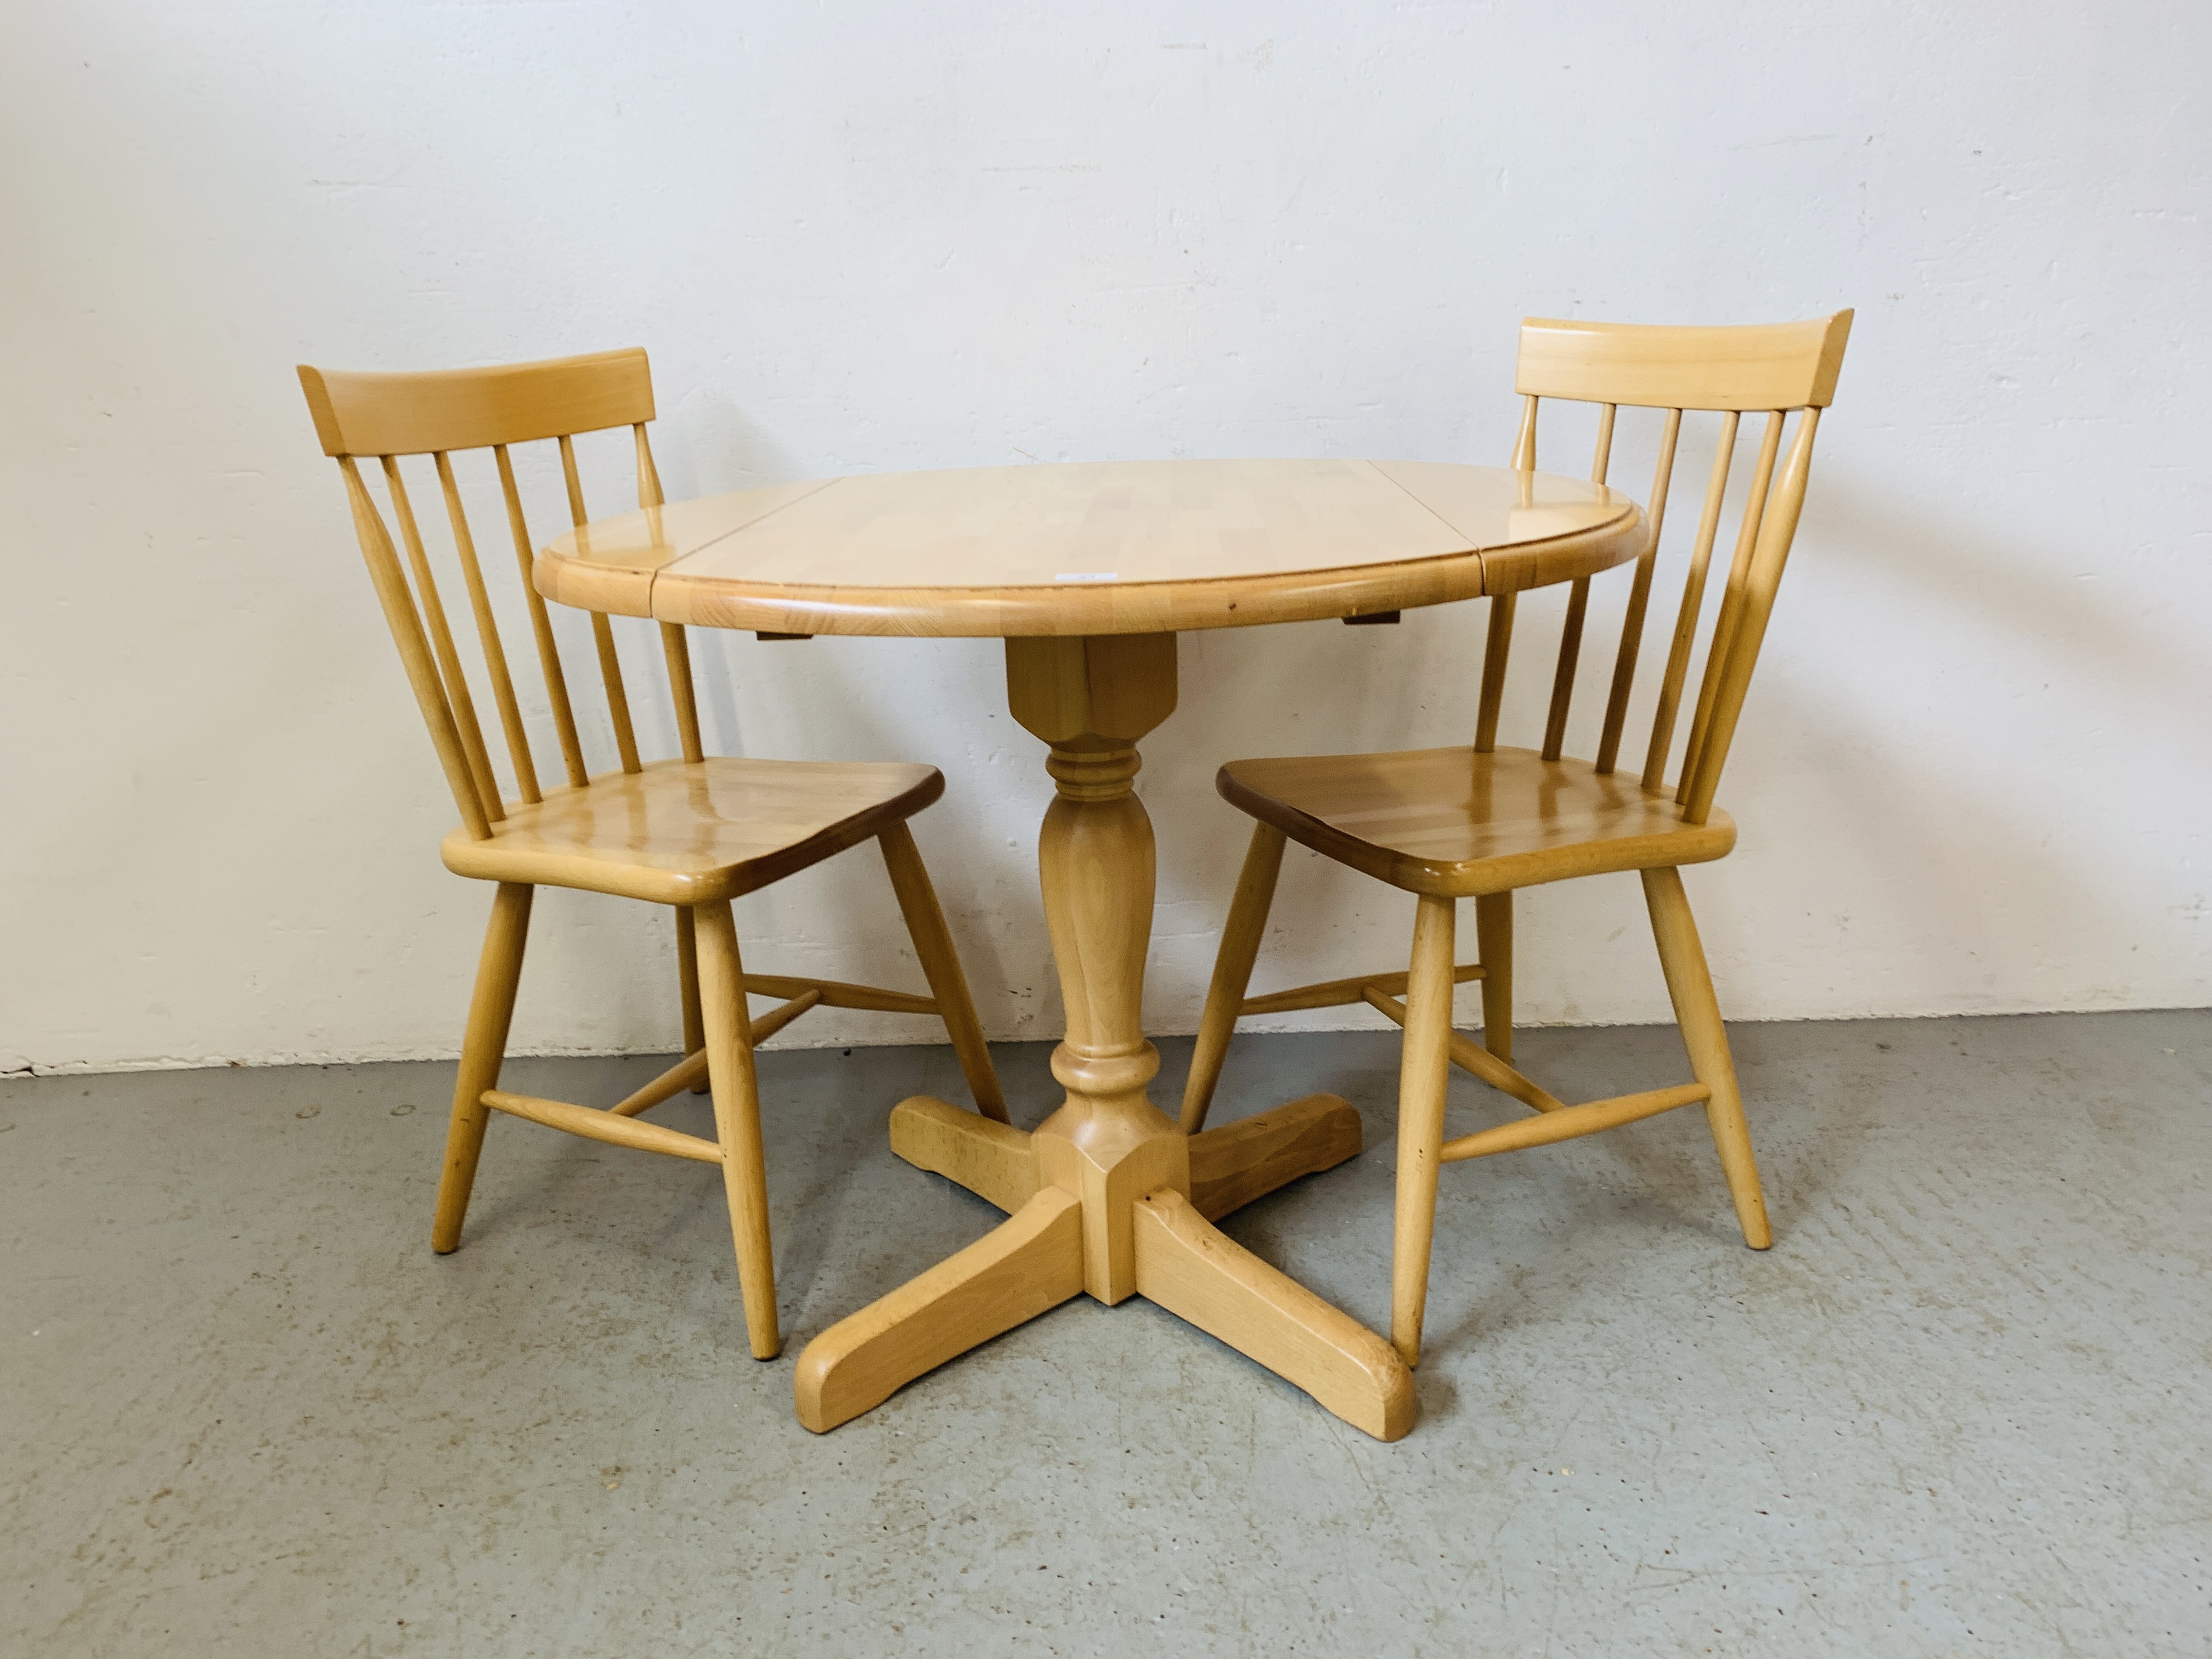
[{"left": 535, "top": 458, "right": 1643, "bottom": 638}]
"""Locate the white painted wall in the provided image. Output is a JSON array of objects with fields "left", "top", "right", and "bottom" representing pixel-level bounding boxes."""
[{"left": 4, "top": 1, "right": 2207, "bottom": 1074}]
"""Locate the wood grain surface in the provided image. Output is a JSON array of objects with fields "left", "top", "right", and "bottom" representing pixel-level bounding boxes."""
[{"left": 535, "top": 458, "right": 1643, "bottom": 635}]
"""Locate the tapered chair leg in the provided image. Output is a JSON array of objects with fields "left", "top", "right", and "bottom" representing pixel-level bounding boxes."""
[
  {"left": 1180, "top": 823, "right": 1287, "bottom": 1133},
  {"left": 1391, "top": 894, "right": 1458, "bottom": 1367},
  {"left": 877, "top": 822, "right": 1009, "bottom": 1123},
  {"left": 1475, "top": 890, "right": 1513, "bottom": 1064},
  {"left": 1641, "top": 866, "right": 1773, "bottom": 1250},
  {"left": 432, "top": 882, "right": 533, "bottom": 1254},
  {"left": 675, "top": 907, "right": 708, "bottom": 1093},
  {"left": 691, "top": 900, "right": 783, "bottom": 1358}
]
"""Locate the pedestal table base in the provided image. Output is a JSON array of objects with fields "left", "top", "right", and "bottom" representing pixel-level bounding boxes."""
[
  {"left": 792, "top": 633, "right": 1416, "bottom": 1442},
  {"left": 793, "top": 1092, "right": 1413, "bottom": 1439}
]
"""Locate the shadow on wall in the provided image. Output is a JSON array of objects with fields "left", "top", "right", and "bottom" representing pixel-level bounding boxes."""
[
  {"left": 1804, "top": 466, "right": 2212, "bottom": 752},
  {"left": 1707, "top": 464, "right": 2208, "bottom": 1013}
]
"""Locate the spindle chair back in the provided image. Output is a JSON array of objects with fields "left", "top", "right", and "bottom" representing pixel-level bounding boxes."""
[
  {"left": 1178, "top": 313, "right": 1851, "bottom": 1367},
  {"left": 299, "top": 348, "right": 1006, "bottom": 1362},
  {"left": 299, "top": 348, "right": 681, "bottom": 832},
  {"left": 1481, "top": 311, "right": 1852, "bottom": 822}
]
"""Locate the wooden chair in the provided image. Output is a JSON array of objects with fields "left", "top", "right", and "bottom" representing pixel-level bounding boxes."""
[
  {"left": 1178, "top": 312, "right": 1853, "bottom": 1364},
  {"left": 297, "top": 348, "right": 1007, "bottom": 1360}
]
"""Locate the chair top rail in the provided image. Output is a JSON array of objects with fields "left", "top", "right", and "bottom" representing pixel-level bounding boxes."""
[
  {"left": 298, "top": 348, "right": 654, "bottom": 459},
  {"left": 1516, "top": 313, "right": 1851, "bottom": 412}
]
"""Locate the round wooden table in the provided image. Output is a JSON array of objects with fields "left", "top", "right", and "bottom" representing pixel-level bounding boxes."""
[{"left": 539, "top": 458, "right": 1644, "bottom": 1440}]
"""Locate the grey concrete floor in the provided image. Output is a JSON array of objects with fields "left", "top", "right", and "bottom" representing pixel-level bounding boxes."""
[{"left": 4, "top": 1012, "right": 2209, "bottom": 1657}]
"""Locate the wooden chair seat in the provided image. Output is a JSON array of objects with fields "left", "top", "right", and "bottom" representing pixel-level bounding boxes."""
[
  {"left": 440, "top": 756, "right": 943, "bottom": 904},
  {"left": 1217, "top": 744, "right": 1735, "bottom": 899}
]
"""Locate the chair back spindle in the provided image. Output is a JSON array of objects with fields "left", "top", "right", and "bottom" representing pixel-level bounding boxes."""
[
  {"left": 558, "top": 432, "right": 644, "bottom": 775},
  {"left": 1592, "top": 406, "right": 1680, "bottom": 774},
  {"left": 1678, "top": 407, "right": 1821, "bottom": 825},
  {"left": 1484, "top": 312, "right": 1851, "bottom": 824},
  {"left": 1475, "top": 396, "right": 1542, "bottom": 753},
  {"left": 334, "top": 453, "right": 495, "bottom": 840},
  {"left": 434, "top": 449, "right": 541, "bottom": 803},
  {"left": 491, "top": 441, "right": 592, "bottom": 790},
  {"left": 1640, "top": 410, "right": 1739, "bottom": 792},
  {"left": 1675, "top": 409, "right": 1783, "bottom": 804},
  {"left": 635, "top": 420, "right": 708, "bottom": 765},
  {"left": 1473, "top": 592, "right": 1516, "bottom": 754},
  {"left": 298, "top": 348, "right": 702, "bottom": 836},
  {"left": 1535, "top": 402, "right": 1620, "bottom": 761},
  {"left": 377, "top": 452, "right": 505, "bottom": 820}
]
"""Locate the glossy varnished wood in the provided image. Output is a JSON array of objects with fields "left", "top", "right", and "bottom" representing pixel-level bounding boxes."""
[
  {"left": 1389, "top": 895, "right": 1457, "bottom": 1364},
  {"left": 1515, "top": 313, "right": 1851, "bottom": 412},
  {"left": 795, "top": 1190, "right": 1087, "bottom": 1434},
  {"left": 437, "top": 756, "right": 944, "bottom": 905},
  {"left": 539, "top": 483, "right": 838, "bottom": 618},
  {"left": 695, "top": 900, "right": 781, "bottom": 1358},
  {"left": 1235, "top": 961, "right": 1485, "bottom": 1019},
  {"left": 1131, "top": 1189, "right": 1415, "bottom": 1442},
  {"left": 831, "top": 1081, "right": 1391, "bottom": 1435},
  {"left": 481, "top": 1088, "right": 726, "bottom": 1163},
  {"left": 300, "top": 348, "right": 656, "bottom": 459},
  {"left": 301, "top": 347, "right": 1009, "bottom": 1367},
  {"left": 1217, "top": 744, "right": 1736, "bottom": 899},
  {"left": 534, "top": 459, "right": 1646, "bottom": 635},
  {"left": 1178, "top": 823, "right": 1286, "bottom": 1133},
  {"left": 1184, "top": 1094, "right": 1364, "bottom": 1223},
  {"left": 888, "top": 1091, "right": 1367, "bottom": 1233},
  {"left": 887, "top": 1095, "right": 1040, "bottom": 1214},
  {"left": 878, "top": 822, "right": 1011, "bottom": 1123},
  {"left": 432, "top": 882, "right": 532, "bottom": 1252},
  {"left": 1185, "top": 313, "right": 1851, "bottom": 1367},
  {"left": 1645, "top": 866, "right": 1771, "bottom": 1248},
  {"left": 519, "top": 415, "right": 1689, "bottom": 1438},
  {"left": 790, "top": 635, "right": 1415, "bottom": 1440}
]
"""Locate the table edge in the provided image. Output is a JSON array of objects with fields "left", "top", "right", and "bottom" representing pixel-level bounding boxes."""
[{"left": 533, "top": 477, "right": 1646, "bottom": 637}]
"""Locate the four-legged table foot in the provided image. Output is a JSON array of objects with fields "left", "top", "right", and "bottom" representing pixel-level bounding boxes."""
[
  {"left": 794, "top": 1186, "right": 1085, "bottom": 1433},
  {"left": 794, "top": 1090, "right": 1412, "bottom": 1441}
]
